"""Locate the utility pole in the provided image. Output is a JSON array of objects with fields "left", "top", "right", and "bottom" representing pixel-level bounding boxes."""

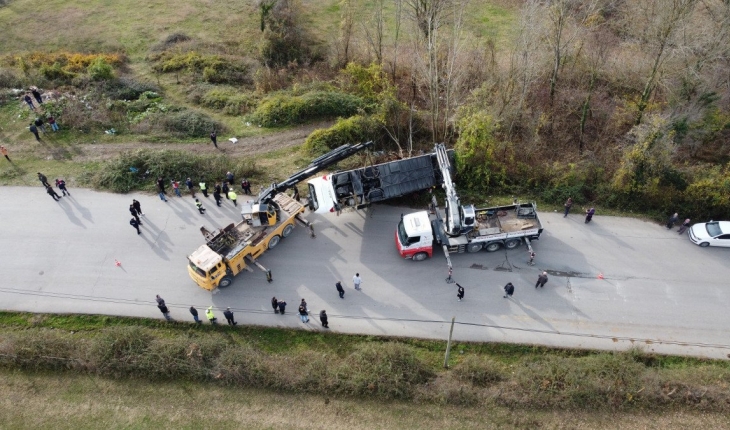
[{"left": 443, "top": 317, "right": 455, "bottom": 368}]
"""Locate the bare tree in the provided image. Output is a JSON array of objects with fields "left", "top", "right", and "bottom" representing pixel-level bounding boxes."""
[
  {"left": 363, "top": 0, "right": 385, "bottom": 64},
  {"left": 391, "top": 0, "right": 404, "bottom": 80},
  {"left": 339, "top": 0, "right": 355, "bottom": 66}
]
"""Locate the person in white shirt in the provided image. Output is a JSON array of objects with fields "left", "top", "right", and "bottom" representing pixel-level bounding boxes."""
[{"left": 353, "top": 273, "right": 362, "bottom": 291}]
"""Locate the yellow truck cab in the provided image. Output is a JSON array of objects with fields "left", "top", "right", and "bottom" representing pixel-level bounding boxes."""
[{"left": 187, "top": 193, "right": 305, "bottom": 291}]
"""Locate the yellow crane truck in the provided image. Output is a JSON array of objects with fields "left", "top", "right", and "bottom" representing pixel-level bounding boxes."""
[{"left": 187, "top": 141, "right": 373, "bottom": 291}]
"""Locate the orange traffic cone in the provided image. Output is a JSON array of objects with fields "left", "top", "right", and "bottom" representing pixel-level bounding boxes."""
[
  {"left": 597, "top": 272, "right": 604, "bottom": 279},
  {"left": 115, "top": 259, "right": 122, "bottom": 267}
]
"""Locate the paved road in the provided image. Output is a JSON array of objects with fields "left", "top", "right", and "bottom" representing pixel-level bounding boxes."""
[{"left": 1, "top": 186, "right": 729, "bottom": 359}]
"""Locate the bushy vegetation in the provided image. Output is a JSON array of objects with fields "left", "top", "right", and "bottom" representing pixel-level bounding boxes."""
[
  {"left": 303, "top": 114, "right": 384, "bottom": 155},
  {"left": 151, "top": 51, "right": 251, "bottom": 85},
  {"left": 1, "top": 313, "right": 729, "bottom": 410},
  {"left": 89, "top": 149, "right": 257, "bottom": 193},
  {"left": 1, "top": 52, "right": 124, "bottom": 85},
  {"left": 248, "top": 90, "right": 365, "bottom": 127}
]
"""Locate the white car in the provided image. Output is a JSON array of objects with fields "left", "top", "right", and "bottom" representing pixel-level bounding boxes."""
[{"left": 688, "top": 221, "right": 730, "bottom": 247}]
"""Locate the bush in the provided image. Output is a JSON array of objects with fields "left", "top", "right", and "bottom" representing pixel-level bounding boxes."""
[
  {"left": 249, "top": 91, "right": 365, "bottom": 127},
  {"left": 303, "top": 115, "right": 383, "bottom": 155},
  {"left": 103, "top": 77, "right": 160, "bottom": 101},
  {"left": 88, "top": 57, "right": 114, "bottom": 80},
  {"left": 91, "top": 149, "right": 258, "bottom": 193},
  {"left": 159, "top": 110, "right": 222, "bottom": 138},
  {"left": 200, "top": 88, "right": 258, "bottom": 116},
  {"left": 152, "top": 52, "right": 250, "bottom": 85},
  {"left": 0, "top": 68, "right": 22, "bottom": 88},
  {"left": 337, "top": 343, "right": 434, "bottom": 400},
  {"left": 452, "top": 355, "right": 504, "bottom": 387}
]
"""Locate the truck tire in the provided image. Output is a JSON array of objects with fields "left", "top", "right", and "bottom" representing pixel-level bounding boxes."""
[
  {"left": 466, "top": 242, "right": 483, "bottom": 253},
  {"left": 485, "top": 242, "right": 501, "bottom": 252},
  {"left": 268, "top": 235, "right": 281, "bottom": 249},
  {"left": 282, "top": 224, "right": 294, "bottom": 238},
  {"left": 504, "top": 239, "right": 521, "bottom": 249},
  {"left": 218, "top": 276, "right": 233, "bottom": 288},
  {"left": 413, "top": 252, "right": 428, "bottom": 261}
]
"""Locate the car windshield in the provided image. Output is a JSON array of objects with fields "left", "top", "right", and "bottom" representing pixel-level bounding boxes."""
[
  {"left": 397, "top": 221, "right": 409, "bottom": 246},
  {"left": 308, "top": 183, "right": 318, "bottom": 211},
  {"left": 188, "top": 261, "right": 206, "bottom": 277},
  {"left": 706, "top": 223, "right": 722, "bottom": 237}
]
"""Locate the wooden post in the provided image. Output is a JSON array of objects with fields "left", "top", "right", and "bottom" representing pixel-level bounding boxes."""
[{"left": 443, "top": 317, "right": 455, "bottom": 368}]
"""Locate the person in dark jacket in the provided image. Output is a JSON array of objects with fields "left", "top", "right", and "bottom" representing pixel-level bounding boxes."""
[
  {"left": 23, "top": 93, "right": 35, "bottom": 110},
  {"left": 29, "top": 123, "right": 40, "bottom": 141},
  {"left": 564, "top": 197, "right": 573, "bottom": 217},
  {"left": 226, "top": 171, "right": 234, "bottom": 185},
  {"left": 241, "top": 178, "right": 251, "bottom": 195},
  {"left": 158, "top": 304, "right": 172, "bottom": 321},
  {"left": 666, "top": 212, "right": 679, "bottom": 229},
  {"left": 298, "top": 305, "right": 309, "bottom": 323},
  {"left": 585, "top": 207, "right": 595, "bottom": 223},
  {"left": 130, "top": 217, "right": 141, "bottom": 234},
  {"left": 130, "top": 204, "right": 142, "bottom": 225},
  {"left": 55, "top": 178, "right": 70, "bottom": 196},
  {"left": 335, "top": 281, "right": 345, "bottom": 299},
  {"left": 503, "top": 282, "right": 515, "bottom": 299},
  {"left": 210, "top": 130, "right": 217, "bottom": 148},
  {"left": 277, "top": 300, "right": 287, "bottom": 314},
  {"left": 319, "top": 310, "right": 329, "bottom": 328},
  {"left": 213, "top": 186, "right": 222, "bottom": 207},
  {"left": 45, "top": 184, "right": 61, "bottom": 201},
  {"left": 34, "top": 117, "right": 46, "bottom": 133},
  {"left": 536, "top": 272, "right": 548, "bottom": 288},
  {"left": 31, "top": 88, "right": 43, "bottom": 105},
  {"left": 456, "top": 283, "right": 465, "bottom": 301},
  {"left": 155, "top": 295, "right": 165, "bottom": 306},
  {"left": 223, "top": 307, "right": 237, "bottom": 325},
  {"left": 190, "top": 306, "right": 201, "bottom": 323},
  {"left": 271, "top": 296, "right": 279, "bottom": 313},
  {"left": 222, "top": 182, "right": 230, "bottom": 199},
  {"left": 38, "top": 172, "right": 50, "bottom": 187},
  {"left": 185, "top": 178, "right": 195, "bottom": 197},
  {"left": 132, "top": 199, "right": 145, "bottom": 216},
  {"left": 678, "top": 219, "right": 691, "bottom": 235}
]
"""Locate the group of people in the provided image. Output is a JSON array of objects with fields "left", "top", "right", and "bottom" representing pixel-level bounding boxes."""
[
  {"left": 155, "top": 295, "right": 239, "bottom": 326},
  {"left": 38, "top": 172, "right": 70, "bottom": 202},
  {"left": 22, "top": 87, "right": 60, "bottom": 142},
  {"left": 666, "top": 212, "right": 691, "bottom": 234},
  {"left": 153, "top": 174, "right": 253, "bottom": 210},
  {"left": 563, "top": 197, "right": 595, "bottom": 223}
]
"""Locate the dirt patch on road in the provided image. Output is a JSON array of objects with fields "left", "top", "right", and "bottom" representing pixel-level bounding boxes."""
[{"left": 48, "top": 121, "right": 333, "bottom": 162}]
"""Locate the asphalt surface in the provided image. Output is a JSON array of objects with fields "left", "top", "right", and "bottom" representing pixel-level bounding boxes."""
[{"left": 1, "top": 186, "right": 729, "bottom": 359}]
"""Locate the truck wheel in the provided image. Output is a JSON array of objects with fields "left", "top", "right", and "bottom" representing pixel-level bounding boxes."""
[
  {"left": 504, "top": 239, "right": 521, "bottom": 249},
  {"left": 268, "top": 235, "right": 281, "bottom": 249},
  {"left": 467, "top": 243, "right": 483, "bottom": 253},
  {"left": 282, "top": 224, "right": 294, "bottom": 238},
  {"left": 413, "top": 252, "right": 428, "bottom": 261},
  {"left": 699, "top": 242, "right": 710, "bottom": 247},
  {"left": 218, "top": 276, "right": 233, "bottom": 288},
  {"left": 485, "top": 242, "right": 501, "bottom": 252}
]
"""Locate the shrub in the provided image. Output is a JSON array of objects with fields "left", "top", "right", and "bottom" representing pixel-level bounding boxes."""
[
  {"left": 452, "top": 355, "right": 504, "bottom": 387},
  {"left": 337, "top": 343, "right": 434, "bottom": 399},
  {"left": 0, "top": 68, "right": 22, "bottom": 88},
  {"left": 249, "top": 91, "right": 365, "bottom": 127},
  {"left": 258, "top": 0, "right": 317, "bottom": 67},
  {"left": 91, "top": 149, "right": 258, "bottom": 193},
  {"left": 88, "top": 57, "right": 114, "bottom": 81},
  {"left": 159, "top": 110, "right": 222, "bottom": 138},
  {"left": 152, "top": 52, "right": 250, "bottom": 85},
  {"left": 200, "top": 88, "right": 258, "bottom": 116},
  {"left": 103, "top": 77, "right": 160, "bottom": 101},
  {"left": 303, "top": 115, "right": 383, "bottom": 155}
]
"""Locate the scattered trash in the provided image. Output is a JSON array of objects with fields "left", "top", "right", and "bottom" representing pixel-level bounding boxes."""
[
  {"left": 105, "top": 128, "right": 117, "bottom": 135},
  {"left": 228, "top": 137, "right": 238, "bottom": 144}
]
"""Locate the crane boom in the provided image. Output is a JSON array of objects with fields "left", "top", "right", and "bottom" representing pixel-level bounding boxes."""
[
  {"left": 255, "top": 141, "right": 374, "bottom": 204},
  {"left": 434, "top": 143, "right": 463, "bottom": 236}
]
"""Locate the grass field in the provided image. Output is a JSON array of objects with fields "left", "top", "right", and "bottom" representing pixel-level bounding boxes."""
[{"left": 3, "top": 369, "right": 730, "bottom": 430}]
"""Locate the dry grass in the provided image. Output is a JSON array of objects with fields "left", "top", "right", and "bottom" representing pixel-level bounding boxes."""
[{"left": 1, "top": 369, "right": 730, "bottom": 430}]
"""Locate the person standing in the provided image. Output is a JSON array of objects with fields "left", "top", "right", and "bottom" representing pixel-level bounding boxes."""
[
  {"left": 678, "top": 219, "right": 691, "bottom": 235},
  {"left": 31, "top": 88, "right": 43, "bottom": 105},
  {"left": 277, "top": 300, "right": 287, "bottom": 314},
  {"left": 155, "top": 295, "right": 165, "bottom": 306},
  {"left": 45, "top": 185, "right": 61, "bottom": 201},
  {"left": 199, "top": 180, "right": 208, "bottom": 197},
  {"left": 157, "top": 185, "right": 168, "bottom": 202},
  {"left": 0, "top": 145, "right": 10, "bottom": 162},
  {"left": 666, "top": 212, "right": 679, "bottom": 229},
  {"left": 48, "top": 116, "right": 59, "bottom": 132},
  {"left": 222, "top": 182, "right": 230, "bottom": 200},
  {"left": 226, "top": 171, "right": 234, "bottom": 186},
  {"left": 185, "top": 178, "right": 195, "bottom": 197},
  {"left": 335, "top": 281, "right": 345, "bottom": 299},
  {"left": 210, "top": 130, "right": 218, "bottom": 148},
  {"left": 171, "top": 180, "right": 182, "bottom": 197},
  {"left": 29, "top": 123, "right": 41, "bottom": 141},
  {"left": 34, "top": 117, "right": 46, "bottom": 133},
  {"left": 156, "top": 177, "right": 166, "bottom": 195},
  {"left": 228, "top": 189, "right": 237, "bottom": 207},
  {"left": 55, "top": 178, "right": 70, "bottom": 196},
  {"left": 271, "top": 296, "right": 279, "bottom": 313},
  {"left": 206, "top": 306, "right": 218, "bottom": 325},
  {"left": 38, "top": 172, "right": 50, "bottom": 187},
  {"left": 503, "top": 282, "right": 515, "bottom": 299},
  {"left": 564, "top": 197, "right": 573, "bottom": 217},
  {"left": 23, "top": 93, "right": 35, "bottom": 110},
  {"left": 528, "top": 250, "right": 536, "bottom": 266},
  {"left": 195, "top": 198, "right": 206, "bottom": 214},
  {"left": 130, "top": 204, "right": 142, "bottom": 225},
  {"left": 298, "top": 304, "right": 309, "bottom": 323},
  {"left": 213, "top": 186, "right": 222, "bottom": 207},
  {"left": 223, "top": 307, "right": 238, "bottom": 325},
  {"left": 130, "top": 217, "right": 141, "bottom": 234},
  {"left": 319, "top": 310, "right": 329, "bottom": 328},
  {"left": 536, "top": 272, "right": 548, "bottom": 288},
  {"left": 189, "top": 306, "right": 202, "bottom": 324},
  {"left": 158, "top": 304, "right": 172, "bottom": 321},
  {"left": 241, "top": 178, "right": 251, "bottom": 195},
  {"left": 585, "top": 207, "right": 595, "bottom": 223},
  {"left": 456, "top": 283, "right": 465, "bottom": 301},
  {"left": 353, "top": 273, "right": 362, "bottom": 291},
  {"left": 132, "top": 199, "right": 145, "bottom": 216}
]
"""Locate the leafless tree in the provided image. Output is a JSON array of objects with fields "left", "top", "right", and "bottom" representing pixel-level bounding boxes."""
[{"left": 363, "top": 0, "right": 385, "bottom": 65}]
